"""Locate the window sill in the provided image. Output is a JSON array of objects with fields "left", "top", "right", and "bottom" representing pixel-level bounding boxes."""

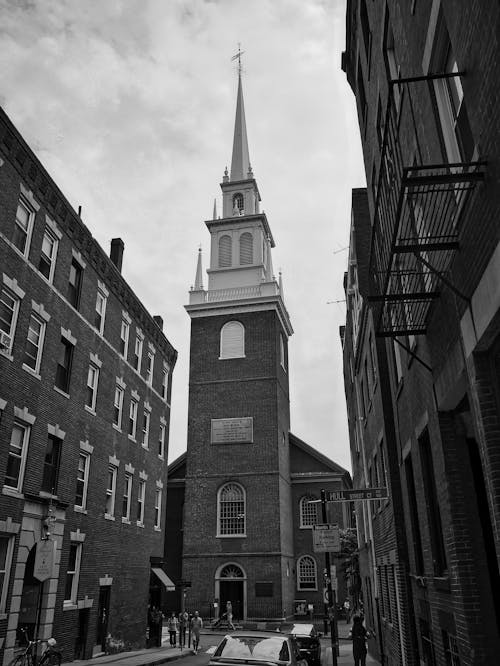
[
  {"left": 122, "top": 518, "right": 131, "bottom": 524},
  {"left": 216, "top": 534, "right": 246, "bottom": 539},
  {"left": 22, "top": 364, "right": 41, "bottom": 379},
  {"left": 154, "top": 526, "right": 161, "bottom": 532},
  {"left": 136, "top": 521, "right": 145, "bottom": 528},
  {"left": 0, "top": 613, "right": 7, "bottom": 621},
  {"left": 158, "top": 455, "right": 164, "bottom": 461},
  {"left": 2, "top": 486, "right": 24, "bottom": 499},
  {"left": 142, "top": 443, "right": 149, "bottom": 450},
  {"left": 0, "top": 350, "right": 14, "bottom": 361},
  {"left": 104, "top": 514, "right": 115, "bottom": 521},
  {"left": 128, "top": 435, "right": 136, "bottom": 443},
  {"left": 53, "top": 386, "right": 70, "bottom": 399},
  {"left": 84, "top": 406, "right": 96, "bottom": 416},
  {"left": 219, "top": 355, "right": 246, "bottom": 360},
  {"left": 74, "top": 506, "right": 87, "bottom": 514},
  {"left": 63, "top": 602, "right": 78, "bottom": 611},
  {"left": 297, "top": 587, "right": 318, "bottom": 593},
  {"left": 39, "top": 491, "right": 58, "bottom": 500},
  {"left": 112, "top": 424, "right": 122, "bottom": 433}
]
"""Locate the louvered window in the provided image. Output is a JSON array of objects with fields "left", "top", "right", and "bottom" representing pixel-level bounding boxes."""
[
  {"left": 220, "top": 321, "right": 245, "bottom": 359},
  {"left": 239, "top": 232, "right": 253, "bottom": 265},
  {"left": 219, "top": 235, "right": 232, "bottom": 267}
]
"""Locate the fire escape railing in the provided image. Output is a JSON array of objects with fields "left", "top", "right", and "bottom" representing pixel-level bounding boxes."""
[{"left": 368, "top": 73, "right": 486, "bottom": 337}]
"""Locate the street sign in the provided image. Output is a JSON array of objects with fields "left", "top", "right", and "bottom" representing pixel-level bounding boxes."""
[
  {"left": 330, "top": 565, "right": 336, "bottom": 579},
  {"left": 327, "top": 487, "right": 388, "bottom": 502},
  {"left": 34, "top": 539, "right": 56, "bottom": 582},
  {"left": 313, "top": 524, "right": 340, "bottom": 553}
]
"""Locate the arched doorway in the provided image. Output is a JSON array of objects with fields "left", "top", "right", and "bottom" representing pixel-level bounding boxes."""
[
  {"left": 18, "top": 545, "right": 41, "bottom": 642},
  {"left": 216, "top": 563, "right": 246, "bottom": 622}
]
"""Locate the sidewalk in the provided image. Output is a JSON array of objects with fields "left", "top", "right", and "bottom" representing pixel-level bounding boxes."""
[{"left": 323, "top": 621, "right": 380, "bottom": 665}]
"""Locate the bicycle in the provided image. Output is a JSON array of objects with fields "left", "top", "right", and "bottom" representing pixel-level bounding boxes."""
[{"left": 8, "top": 629, "right": 62, "bottom": 666}]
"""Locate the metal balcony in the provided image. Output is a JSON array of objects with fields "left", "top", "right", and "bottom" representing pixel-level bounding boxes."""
[{"left": 369, "top": 73, "right": 486, "bottom": 337}]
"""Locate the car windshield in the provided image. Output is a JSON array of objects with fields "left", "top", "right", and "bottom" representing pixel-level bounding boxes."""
[{"left": 213, "top": 636, "right": 291, "bottom": 663}]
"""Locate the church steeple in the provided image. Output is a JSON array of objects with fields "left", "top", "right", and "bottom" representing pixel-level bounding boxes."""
[{"left": 230, "top": 73, "right": 251, "bottom": 182}]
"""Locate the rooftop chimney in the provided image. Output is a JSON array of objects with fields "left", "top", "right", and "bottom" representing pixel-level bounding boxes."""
[
  {"left": 153, "top": 315, "right": 163, "bottom": 331},
  {"left": 110, "top": 238, "right": 124, "bottom": 273}
]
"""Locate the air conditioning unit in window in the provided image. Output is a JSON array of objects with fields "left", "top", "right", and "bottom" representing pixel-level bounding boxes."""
[{"left": 0, "top": 330, "right": 12, "bottom": 350}]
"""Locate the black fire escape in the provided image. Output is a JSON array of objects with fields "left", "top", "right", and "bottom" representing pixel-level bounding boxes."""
[{"left": 369, "top": 73, "right": 486, "bottom": 337}]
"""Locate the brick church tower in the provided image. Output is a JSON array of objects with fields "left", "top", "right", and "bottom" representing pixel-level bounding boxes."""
[{"left": 182, "top": 70, "right": 294, "bottom": 621}]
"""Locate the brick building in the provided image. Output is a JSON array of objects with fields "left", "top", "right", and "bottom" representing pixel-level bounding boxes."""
[
  {"left": 163, "top": 72, "right": 352, "bottom": 624},
  {"left": 342, "top": 1, "right": 500, "bottom": 663},
  {"left": 0, "top": 106, "right": 177, "bottom": 664}
]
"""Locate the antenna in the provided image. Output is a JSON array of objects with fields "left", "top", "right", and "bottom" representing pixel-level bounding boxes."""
[{"left": 231, "top": 43, "right": 245, "bottom": 75}]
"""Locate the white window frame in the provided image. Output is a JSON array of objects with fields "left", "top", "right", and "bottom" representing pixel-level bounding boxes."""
[
  {"left": 134, "top": 335, "right": 143, "bottom": 372},
  {"left": 217, "top": 482, "right": 246, "bottom": 537},
  {"left": 13, "top": 197, "right": 35, "bottom": 257},
  {"left": 0, "top": 534, "right": 15, "bottom": 614},
  {"left": 158, "top": 423, "right": 165, "bottom": 459},
  {"left": 105, "top": 465, "right": 117, "bottom": 518},
  {"left": 4, "top": 422, "right": 30, "bottom": 493},
  {"left": 113, "top": 386, "right": 124, "bottom": 429},
  {"left": 146, "top": 351, "right": 154, "bottom": 385},
  {"left": 154, "top": 488, "right": 162, "bottom": 529},
  {"left": 128, "top": 399, "right": 138, "bottom": 440},
  {"left": 280, "top": 334, "right": 286, "bottom": 370},
  {"left": 299, "top": 496, "right": 318, "bottom": 529},
  {"left": 64, "top": 542, "right": 82, "bottom": 605},
  {"left": 95, "top": 289, "right": 107, "bottom": 335},
  {"left": 39, "top": 227, "right": 59, "bottom": 283},
  {"left": 120, "top": 319, "right": 130, "bottom": 359},
  {"left": 85, "top": 364, "right": 99, "bottom": 412},
  {"left": 75, "top": 452, "right": 90, "bottom": 510},
  {"left": 141, "top": 409, "right": 150, "bottom": 449},
  {"left": 122, "top": 473, "right": 133, "bottom": 523},
  {"left": 220, "top": 321, "right": 245, "bottom": 360},
  {"left": 297, "top": 555, "right": 318, "bottom": 591},
  {"left": 0, "top": 286, "right": 21, "bottom": 357},
  {"left": 23, "top": 312, "right": 46, "bottom": 375},
  {"left": 137, "top": 480, "right": 146, "bottom": 526},
  {"left": 161, "top": 364, "right": 170, "bottom": 400}
]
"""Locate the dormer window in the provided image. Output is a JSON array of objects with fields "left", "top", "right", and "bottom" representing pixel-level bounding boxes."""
[
  {"left": 219, "top": 235, "right": 232, "bottom": 267},
  {"left": 233, "top": 193, "right": 244, "bottom": 215}
]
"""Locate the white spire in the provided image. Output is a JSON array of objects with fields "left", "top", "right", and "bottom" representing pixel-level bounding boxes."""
[
  {"left": 230, "top": 71, "right": 251, "bottom": 182},
  {"left": 194, "top": 246, "right": 203, "bottom": 290},
  {"left": 213, "top": 198, "right": 217, "bottom": 220}
]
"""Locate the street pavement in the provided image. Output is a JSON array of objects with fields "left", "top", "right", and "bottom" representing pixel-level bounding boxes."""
[{"left": 61, "top": 622, "right": 381, "bottom": 666}]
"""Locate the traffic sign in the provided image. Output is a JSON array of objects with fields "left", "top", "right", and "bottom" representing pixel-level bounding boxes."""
[
  {"left": 327, "top": 487, "right": 388, "bottom": 502},
  {"left": 313, "top": 524, "right": 340, "bottom": 553},
  {"left": 34, "top": 539, "right": 56, "bottom": 582}
]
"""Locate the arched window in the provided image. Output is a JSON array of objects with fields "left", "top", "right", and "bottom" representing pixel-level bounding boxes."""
[
  {"left": 297, "top": 555, "right": 317, "bottom": 590},
  {"left": 220, "top": 321, "right": 245, "bottom": 359},
  {"left": 233, "top": 193, "right": 244, "bottom": 214},
  {"left": 218, "top": 483, "right": 246, "bottom": 536},
  {"left": 299, "top": 495, "right": 317, "bottom": 528},
  {"left": 219, "top": 235, "right": 232, "bottom": 267},
  {"left": 239, "top": 232, "right": 253, "bottom": 265}
]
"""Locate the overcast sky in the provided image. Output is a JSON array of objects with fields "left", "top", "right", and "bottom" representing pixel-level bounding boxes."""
[{"left": 0, "top": 0, "right": 365, "bottom": 472}]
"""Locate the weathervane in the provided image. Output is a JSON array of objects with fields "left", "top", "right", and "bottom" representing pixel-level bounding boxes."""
[{"left": 231, "top": 43, "right": 245, "bottom": 75}]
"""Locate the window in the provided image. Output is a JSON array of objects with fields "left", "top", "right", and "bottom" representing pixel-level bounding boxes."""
[
  {"left": 64, "top": 543, "right": 82, "bottom": 604},
  {"left": 67, "top": 259, "right": 82, "bottom": 310},
  {"left": 13, "top": 198, "right": 34, "bottom": 256},
  {"left": 219, "top": 234, "right": 232, "bottom": 267},
  {"left": 220, "top": 321, "right": 245, "bottom": 359},
  {"left": 392, "top": 337, "right": 403, "bottom": 385},
  {"left": 41, "top": 434, "right": 62, "bottom": 495},
  {"left": 137, "top": 480, "right": 146, "bottom": 525},
  {"left": 360, "top": 0, "right": 371, "bottom": 68},
  {"left": 113, "top": 386, "right": 124, "bottom": 429},
  {"left": 123, "top": 473, "right": 133, "bottom": 522},
  {"left": 5, "top": 422, "right": 30, "bottom": 491},
  {"left": 23, "top": 313, "right": 45, "bottom": 373},
  {"left": 357, "top": 62, "right": 367, "bottom": 127},
  {"left": 128, "top": 399, "right": 138, "bottom": 439},
  {"left": 94, "top": 289, "right": 107, "bottom": 334},
  {"left": 280, "top": 334, "right": 286, "bottom": 370},
  {"left": 141, "top": 410, "right": 150, "bottom": 448},
  {"left": 419, "top": 618, "right": 436, "bottom": 666},
  {"left": 0, "top": 535, "right": 15, "bottom": 613},
  {"left": 419, "top": 428, "right": 447, "bottom": 575},
  {"left": 0, "top": 286, "right": 20, "bottom": 355},
  {"left": 133, "top": 334, "right": 143, "bottom": 372},
  {"left": 384, "top": 14, "right": 401, "bottom": 110},
  {"left": 217, "top": 483, "right": 246, "bottom": 536},
  {"left": 299, "top": 496, "right": 317, "bottom": 528},
  {"left": 376, "top": 96, "right": 384, "bottom": 147},
  {"left": 85, "top": 364, "right": 99, "bottom": 411},
  {"left": 158, "top": 424, "right": 165, "bottom": 459},
  {"left": 105, "top": 465, "right": 117, "bottom": 517},
  {"left": 442, "top": 630, "right": 461, "bottom": 666},
  {"left": 120, "top": 318, "right": 130, "bottom": 358},
  {"left": 161, "top": 364, "right": 170, "bottom": 400},
  {"left": 432, "top": 10, "right": 474, "bottom": 163},
  {"left": 146, "top": 351, "right": 154, "bottom": 385},
  {"left": 38, "top": 228, "right": 58, "bottom": 281},
  {"left": 75, "top": 453, "right": 90, "bottom": 509},
  {"left": 239, "top": 232, "right": 253, "bottom": 264},
  {"left": 154, "top": 489, "right": 162, "bottom": 529},
  {"left": 233, "top": 193, "right": 244, "bottom": 214},
  {"left": 297, "top": 555, "right": 317, "bottom": 590},
  {"left": 404, "top": 453, "right": 424, "bottom": 575},
  {"left": 369, "top": 333, "right": 377, "bottom": 386}
]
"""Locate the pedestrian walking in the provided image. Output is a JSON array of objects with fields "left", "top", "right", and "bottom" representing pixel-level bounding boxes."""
[
  {"left": 343, "top": 599, "right": 351, "bottom": 623},
  {"left": 349, "top": 615, "right": 371, "bottom": 666},
  {"left": 148, "top": 606, "right": 163, "bottom": 647},
  {"left": 191, "top": 610, "right": 203, "bottom": 654},
  {"left": 167, "top": 612, "right": 178, "bottom": 647},
  {"left": 226, "top": 601, "right": 235, "bottom": 630},
  {"left": 179, "top": 610, "right": 189, "bottom": 648}
]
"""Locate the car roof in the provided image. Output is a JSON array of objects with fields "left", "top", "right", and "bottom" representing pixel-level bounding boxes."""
[
  {"left": 279, "top": 624, "right": 315, "bottom": 635},
  {"left": 222, "top": 631, "right": 291, "bottom": 638}
]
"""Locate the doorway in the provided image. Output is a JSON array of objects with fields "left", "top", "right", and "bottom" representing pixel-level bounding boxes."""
[
  {"left": 18, "top": 546, "right": 41, "bottom": 643},
  {"left": 96, "top": 586, "right": 111, "bottom": 652},
  {"left": 216, "top": 563, "right": 246, "bottom": 621}
]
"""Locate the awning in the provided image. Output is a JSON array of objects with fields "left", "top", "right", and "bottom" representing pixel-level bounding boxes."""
[{"left": 151, "top": 567, "right": 176, "bottom": 591}]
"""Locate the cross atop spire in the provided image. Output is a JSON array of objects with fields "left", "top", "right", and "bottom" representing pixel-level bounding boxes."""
[
  {"left": 231, "top": 43, "right": 245, "bottom": 76},
  {"left": 230, "top": 47, "right": 251, "bottom": 182}
]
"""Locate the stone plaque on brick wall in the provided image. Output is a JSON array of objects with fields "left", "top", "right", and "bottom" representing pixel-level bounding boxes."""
[{"left": 211, "top": 417, "right": 253, "bottom": 444}]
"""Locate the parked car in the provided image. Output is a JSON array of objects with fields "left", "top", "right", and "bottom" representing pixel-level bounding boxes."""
[
  {"left": 209, "top": 631, "right": 308, "bottom": 666},
  {"left": 278, "top": 623, "right": 322, "bottom": 666}
]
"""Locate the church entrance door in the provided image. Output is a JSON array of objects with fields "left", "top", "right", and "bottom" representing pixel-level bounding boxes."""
[{"left": 216, "top": 563, "right": 245, "bottom": 621}]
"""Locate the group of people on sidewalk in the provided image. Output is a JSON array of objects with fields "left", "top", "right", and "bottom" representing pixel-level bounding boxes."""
[{"left": 165, "top": 610, "right": 203, "bottom": 653}]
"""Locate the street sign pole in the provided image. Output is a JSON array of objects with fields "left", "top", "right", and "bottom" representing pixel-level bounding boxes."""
[{"left": 321, "top": 489, "right": 338, "bottom": 666}]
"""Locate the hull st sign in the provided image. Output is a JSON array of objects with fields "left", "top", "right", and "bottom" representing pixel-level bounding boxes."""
[{"left": 327, "top": 487, "right": 388, "bottom": 502}]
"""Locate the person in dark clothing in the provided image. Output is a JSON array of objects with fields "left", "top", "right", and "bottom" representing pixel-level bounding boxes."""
[{"left": 349, "top": 615, "right": 371, "bottom": 666}]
